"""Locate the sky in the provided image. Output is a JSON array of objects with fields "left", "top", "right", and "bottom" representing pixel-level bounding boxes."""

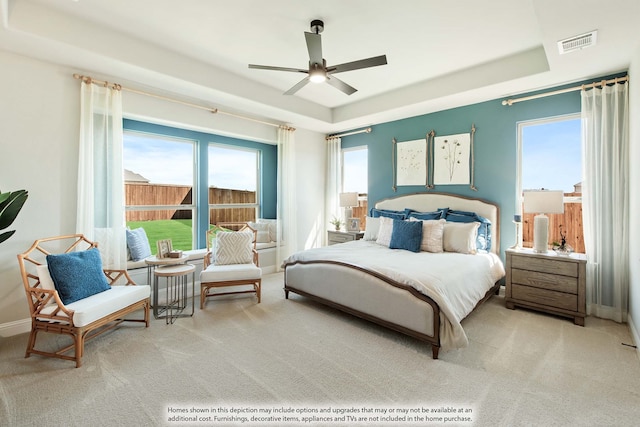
[
  {"left": 521, "top": 117, "right": 581, "bottom": 193},
  {"left": 343, "top": 148, "right": 368, "bottom": 193},
  {"left": 123, "top": 132, "right": 257, "bottom": 191}
]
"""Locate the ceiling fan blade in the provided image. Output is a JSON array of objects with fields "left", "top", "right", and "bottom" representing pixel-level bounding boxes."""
[
  {"left": 304, "top": 32, "right": 323, "bottom": 65},
  {"left": 328, "top": 55, "right": 388, "bottom": 74},
  {"left": 326, "top": 75, "right": 357, "bottom": 95},
  {"left": 284, "top": 77, "right": 310, "bottom": 95},
  {"left": 248, "top": 64, "right": 307, "bottom": 73}
]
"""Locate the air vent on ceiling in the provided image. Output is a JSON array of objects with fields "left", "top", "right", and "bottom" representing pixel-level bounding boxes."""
[{"left": 557, "top": 30, "right": 597, "bottom": 54}]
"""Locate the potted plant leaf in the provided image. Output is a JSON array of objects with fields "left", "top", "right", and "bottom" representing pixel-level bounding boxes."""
[{"left": 0, "top": 189, "right": 29, "bottom": 244}]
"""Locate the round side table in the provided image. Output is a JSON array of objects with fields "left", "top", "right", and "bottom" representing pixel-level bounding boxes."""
[{"left": 153, "top": 263, "right": 196, "bottom": 324}]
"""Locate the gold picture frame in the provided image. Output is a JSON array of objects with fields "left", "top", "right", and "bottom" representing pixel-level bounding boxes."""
[{"left": 156, "top": 239, "right": 173, "bottom": 258}]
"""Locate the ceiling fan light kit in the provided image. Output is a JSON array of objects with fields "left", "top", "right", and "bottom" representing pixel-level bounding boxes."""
[{"left": 248, "top": 19, "right": 387, "bottom": 95}]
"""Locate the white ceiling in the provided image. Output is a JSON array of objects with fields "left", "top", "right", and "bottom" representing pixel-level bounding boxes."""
[{"left": 1, "top": 0, "right": 637, "bottom": 133}]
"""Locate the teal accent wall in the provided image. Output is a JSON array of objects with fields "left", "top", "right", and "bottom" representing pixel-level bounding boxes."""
[
  {"left": 341, "top": 74, "right": 625, "bottom": 258},
  {"left": 123, "top": 119, "right": 277, "bottom": 248}
]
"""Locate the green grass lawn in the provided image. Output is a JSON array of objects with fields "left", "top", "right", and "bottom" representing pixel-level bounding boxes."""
[{"left": 127, "top": 219, "right": 194, "bottom": 254}]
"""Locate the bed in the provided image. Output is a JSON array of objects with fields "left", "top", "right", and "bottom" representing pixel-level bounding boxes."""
[{"left": 282, "top": 192, "right": 505, "bottom": 359}]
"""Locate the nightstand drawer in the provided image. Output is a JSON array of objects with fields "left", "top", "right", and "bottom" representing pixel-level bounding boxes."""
[
  {"left": 512, "top": 284, "right": 577, "bottom": 311},
  {"left": 511, "top": 256, "right": 577, "bottom": 277},
  {"left": 329, "top": 233, "right": 353, "bottom": 244},
  {"left": 511, "top": 269, "right": 578, "bottom": 294}
]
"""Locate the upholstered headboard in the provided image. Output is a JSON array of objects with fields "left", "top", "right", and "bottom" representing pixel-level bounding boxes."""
[{"left": 375, "top": 192, "right": 500, "bottom": 254}]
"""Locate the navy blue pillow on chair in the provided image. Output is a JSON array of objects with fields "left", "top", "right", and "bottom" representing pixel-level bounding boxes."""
[
  {"left": 389, "top": 219, "right": 423, "bottom": 252},
  {"left": 46, "top": 248, "right": 111, "bottom": 305}
]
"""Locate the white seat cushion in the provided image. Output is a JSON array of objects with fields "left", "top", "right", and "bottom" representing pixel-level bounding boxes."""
[
  {"left": 200, "top": 264, "right": 262, "bottom": 282},
  {"left": 38, "top": 285, "right": 150, "bottom": 327}
]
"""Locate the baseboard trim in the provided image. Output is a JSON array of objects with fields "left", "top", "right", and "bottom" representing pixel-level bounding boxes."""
[
  {"left": 628, "top": 314, "right": 640, "bottom": 363},
  {"left": 0, "top": 318, "right": 30, "bottom": 337}
]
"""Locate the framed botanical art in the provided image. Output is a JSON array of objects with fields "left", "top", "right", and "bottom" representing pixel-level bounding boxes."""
[{"left": 433, "top": 132, "right": 471, "bottom": 185}]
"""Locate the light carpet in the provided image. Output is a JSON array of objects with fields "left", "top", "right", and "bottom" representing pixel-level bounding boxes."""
[{"left": 0, "top": 272, "right": 639, "bottom": 426}]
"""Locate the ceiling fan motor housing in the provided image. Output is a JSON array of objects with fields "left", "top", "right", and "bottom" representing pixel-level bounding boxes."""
[{"left": 310, "top": 19, "right": 324, "bottom": 34}]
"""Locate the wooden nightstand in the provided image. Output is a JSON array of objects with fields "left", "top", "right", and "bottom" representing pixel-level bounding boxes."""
[
  {"left": 505, "top": 248, "right": 587, "bottom": 326},
  {"left": 327, "top": 230, "right": 364, "bottom": 245}
]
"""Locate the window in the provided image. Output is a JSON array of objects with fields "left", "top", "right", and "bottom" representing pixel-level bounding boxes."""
[
  {"left": 123, "top": 119, "right": 276, "bottom": 251},
  {"left": 123, "top": 131, "right": 195, "bottom": 253},
  {"left": 208, "top": 144, "right": 260, "bottom": 224},
  {"left": 518, "top": 114, "right": 583, "bottom": 252},
  {"left": 342, "top": 146, "right": 368, "bottom": 223}
]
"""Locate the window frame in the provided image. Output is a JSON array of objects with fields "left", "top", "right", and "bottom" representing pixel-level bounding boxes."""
[
  {"left": 207, "top": 142, "right": 261, "bottom": 220},
  {"left": 123, "top": 130, "right": 197, "bottom": 251}
]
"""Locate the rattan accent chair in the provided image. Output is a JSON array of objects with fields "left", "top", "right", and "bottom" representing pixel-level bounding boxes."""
[
  {"left": 17, "top": 234, "right": 150, "bottom": 367},
  {"left": 200, "top": 223, "right": 262, "bottom": 309}
]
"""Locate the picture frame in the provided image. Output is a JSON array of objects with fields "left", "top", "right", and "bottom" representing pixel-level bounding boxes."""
[
  {"left": 347, "top": 217, "right": 361, "bottom": 232},
  {"left": 156, "top": 239, "right": 173, "bottom": 258}
]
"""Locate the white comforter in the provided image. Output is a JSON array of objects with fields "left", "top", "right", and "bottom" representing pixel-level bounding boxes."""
[{"left": 283, "top": 240, "right": 505, "bottom": 349}]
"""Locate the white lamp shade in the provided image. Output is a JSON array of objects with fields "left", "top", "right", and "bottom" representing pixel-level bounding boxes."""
[
  {"left": 523, "top": 190, "right": 564, "bottom": 214},
  {"left": 339, "top": 192, "right": 358, "bottom": 208}
]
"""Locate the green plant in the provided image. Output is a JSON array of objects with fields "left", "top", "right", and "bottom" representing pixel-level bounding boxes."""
[
  {"left": 0, "top": 189, "right": 28, "bottom": 244},
  {"left": 330, "top": 216, "right": 343, "bottom": 230}
]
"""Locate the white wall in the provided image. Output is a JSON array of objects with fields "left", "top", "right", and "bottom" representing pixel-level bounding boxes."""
[
  {"left": 628, "top": 45, "right": 640, "bottom": 353},
  {"left": 0, "top": 51, "right": 326, "bottom": 335}
]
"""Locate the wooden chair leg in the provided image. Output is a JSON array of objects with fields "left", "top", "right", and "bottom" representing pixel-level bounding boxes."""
[
  {"left": 25, "top": 328, "right": 38, "bottom": 359},
  {"left": 75, "top": 333, "right": 84, "bottom": 368}
]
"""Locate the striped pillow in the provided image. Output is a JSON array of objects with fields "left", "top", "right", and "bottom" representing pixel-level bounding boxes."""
[{"left": 214, "top": 231, "right": 254, "bottom": 265}]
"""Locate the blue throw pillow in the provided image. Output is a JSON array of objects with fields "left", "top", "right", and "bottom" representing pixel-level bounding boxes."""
[
  {"left": 369, "top": 208, "right": 406, "bottom": 220},
  {"left": 407, "top": 210, "right": 443, "bottom": 221},
  {"left": 126, "top": 227, "right": 152, "bottom": 261},
  {"left": 389, "top": 219, "right": 423, "bottom": 252},
  {"left": 442, "top": 210, "right": 492, "bottom": 251},
  {"left": 46, "top": 248, "right": 111, "bottom": 305}
]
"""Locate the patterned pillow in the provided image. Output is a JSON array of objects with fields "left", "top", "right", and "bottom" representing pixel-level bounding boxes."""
[
  {"left": 411, "top": 218, "right": 445, "bottom": 252},
  {"left": 214, "top": 231, "right": 254, "bottom": 265},
  {"left": 375, "top": 216, "right": 394, "bottom": 246}
]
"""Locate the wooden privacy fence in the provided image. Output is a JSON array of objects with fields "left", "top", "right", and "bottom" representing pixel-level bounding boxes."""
[{"left": 125, "top": 184, "right": 256, "bottom": 224}]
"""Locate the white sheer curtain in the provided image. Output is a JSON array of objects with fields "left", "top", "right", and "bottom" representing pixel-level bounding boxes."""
[
  {"left": 276, "top": 126, "right": 297, "bottom": 271},
  {"left": 77, "top": 80, "right": 126, "bottom": 269},
  {"left": 325, "top": 136, "right": 342, "bottom": 238},
  {"left": 581, "top": 82, "right": 629, "bottom": 322}
]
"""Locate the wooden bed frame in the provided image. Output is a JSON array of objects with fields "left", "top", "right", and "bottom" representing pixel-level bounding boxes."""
[{"left": 284, "top": 192, "right": 502, "bottom": 359}]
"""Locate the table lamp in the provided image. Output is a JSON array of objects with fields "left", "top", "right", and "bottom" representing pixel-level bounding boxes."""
[
  {"left": 339, "top": 192, "right": 358, "bottom": 222},
  {"left": 523, "top": 190, "right": 564, "bottom": 253}
]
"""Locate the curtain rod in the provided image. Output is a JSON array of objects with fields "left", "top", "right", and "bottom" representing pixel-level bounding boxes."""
[
  {"left": 502, "top": 75, "right": 629, "bottom": 106},
  {"left": 72, "top": 73, "right": 295, "bottom": 131},
  {"left": 326, "top": 127, "right": 371, "bottom": 140}
]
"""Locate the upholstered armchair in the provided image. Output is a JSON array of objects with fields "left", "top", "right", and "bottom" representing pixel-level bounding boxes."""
[
  {"left": 17, "top": 234, "right": 150, "bottom": 367},
  {"left": 200, "top": 224, "right": 262, "bottom": 309}
]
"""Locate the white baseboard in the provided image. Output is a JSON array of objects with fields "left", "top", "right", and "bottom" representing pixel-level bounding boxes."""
[
  {"left": 0, "top": 318, "right": 30, "bottom": 337},
  {"left": 628, "top": 314, "right": 640, "bottom": 363}
]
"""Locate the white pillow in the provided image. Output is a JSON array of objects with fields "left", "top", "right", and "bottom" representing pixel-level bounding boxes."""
[
  {"left": 258, "top": 218, "right": 278, "bottom": 242},
  {"left": 363, "top": 216, "right": 380, "bottom": 241},
  {"left": 214, "top": 231, "right": 254, "bottom": 265},
  {"left": 411, "top": 218, "right": 445, "bottom": 253},
  {"left": 247, "top": 221, "right": 271, "bottom": 243},
  {"left": 443, "top": 222, "right": 480, "bottom": 254},
  {"left": 375, "top": 217, "right": 394, "bottom": 247}
]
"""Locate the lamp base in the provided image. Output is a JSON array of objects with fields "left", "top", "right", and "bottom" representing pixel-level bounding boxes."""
[
  {"left": 343, "top": 207, "right": 353, "bottom": 223},
  {"left": 533, "top": 214, "right": 549, "bottom": 253}
]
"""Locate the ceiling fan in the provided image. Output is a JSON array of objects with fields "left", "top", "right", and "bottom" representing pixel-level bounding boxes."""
[{"left": 248, "top": 19, "right": 387, "bottom": 96}]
